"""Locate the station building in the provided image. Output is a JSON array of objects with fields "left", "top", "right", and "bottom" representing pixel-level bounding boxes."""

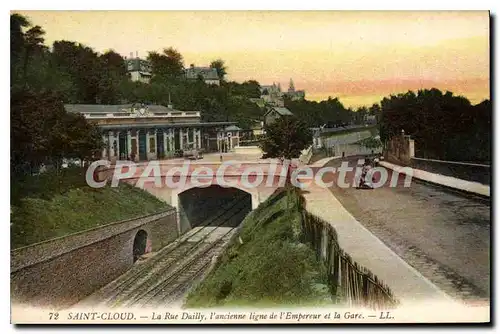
[{"left": 65, "top": 103, "right": 241, "bottom": 161}]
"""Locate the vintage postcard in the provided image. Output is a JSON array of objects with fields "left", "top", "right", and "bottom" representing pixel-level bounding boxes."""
[{"left": 10, "top": 10, "right": 491, "bottom": 325}]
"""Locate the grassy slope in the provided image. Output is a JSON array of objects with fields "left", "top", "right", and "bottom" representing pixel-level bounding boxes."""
[
  {"left": 185, "top": 189, "right": 334, "bottom": 308},
  {"left": 11, "top": 167, "right": 168, "bottom": 249}
]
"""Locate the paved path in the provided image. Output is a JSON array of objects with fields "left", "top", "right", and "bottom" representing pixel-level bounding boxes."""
[
  {"left": 321, "top": 157, "right": 490, "bottom": 303},
  {"left": 301, "top": 181, "right": 452, "bottom": 306},
  {"left": 379, "top": 160, "right": 490, "bottom": 197}
]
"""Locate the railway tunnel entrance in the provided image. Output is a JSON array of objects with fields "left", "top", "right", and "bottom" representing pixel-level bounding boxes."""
[
  {"left": 178, "top": 185, "right": 253, "bottom": 234},
  {"left": 132, "top": 230, "right": 148, "bottom": 263}
]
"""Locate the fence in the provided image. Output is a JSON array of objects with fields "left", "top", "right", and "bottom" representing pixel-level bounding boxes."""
[
  {"left": 238, "top": 139, "right": 263, "bottom": 147},
  {"left": 296, "top": 194, "right": 399, "bottom": 309}
]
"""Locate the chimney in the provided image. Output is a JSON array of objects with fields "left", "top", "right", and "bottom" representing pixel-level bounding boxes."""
[
  {"left": 130, "top": 52, "right": 133, "bottom": 58},
  {"left": 136, "top": 51, "right": 139, "bottom": 58},
  {"left": 167, "top": 93, "right": 173, "bottom": 109}
]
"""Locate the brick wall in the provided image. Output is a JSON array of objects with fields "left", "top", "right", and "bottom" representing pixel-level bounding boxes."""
[{"left": 11, "top": 209, "right": 178, "bottom": 309}]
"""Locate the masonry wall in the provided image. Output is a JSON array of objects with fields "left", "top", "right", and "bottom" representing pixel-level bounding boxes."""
[
  {"left": 410, "top": 158, "right": 491, "bottom": 186},
  {"left": 334, "top": 143, "right": 382, "bottom": 158},
  {"left": 11, "top": 209, "right": 178, "bottom": 309},
  {"left": 384, "top": 135, "right": 415, "bottom": 166}
]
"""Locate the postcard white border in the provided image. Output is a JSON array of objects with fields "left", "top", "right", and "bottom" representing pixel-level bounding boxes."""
[{"left": 3, "top": 1, "right": 497, "bottom": 334}]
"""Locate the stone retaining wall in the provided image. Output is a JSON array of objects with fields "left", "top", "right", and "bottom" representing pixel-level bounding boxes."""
[
  {"left": 11, "top": 209, "right": 178, "bottom": 309},
  {"left": 410, "top": 157, "right": 490, "bottom": 186}
]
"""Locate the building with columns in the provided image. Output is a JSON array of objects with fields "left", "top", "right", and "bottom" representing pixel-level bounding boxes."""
[{"left": 64, "top": 103, "right": 240, "bottom": 162}]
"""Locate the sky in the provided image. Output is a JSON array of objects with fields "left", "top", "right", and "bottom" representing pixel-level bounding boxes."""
[{"left": 15, "top": 10, "right": 490, "bottom": 108}]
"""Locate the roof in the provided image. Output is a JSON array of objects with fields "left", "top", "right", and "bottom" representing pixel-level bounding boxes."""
[
  {"left": 185, "top": 66, "right": 220, "bottom": 80},
  {"left": 250, "top": 123, "right": 264, "bottom": 130},
  {"left": 224, "top": 125, "right": 242, "bottom": 131},
  {"left": 126, "top": 58, "right": 151, "bottom": 73},
  {"left": 98, "top": 122, "right": 236, "bottom": 130},
  {"left": 65, "top": 104, "right": 129, "bottom": 114},
  {"left": 64, "top": 104, "right": 176, "bottom": 114},
  {"left": 265, "top": 107, "right": 293, "bottom": 116}
]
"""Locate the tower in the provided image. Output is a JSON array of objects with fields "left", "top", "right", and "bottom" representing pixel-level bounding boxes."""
[{"left": 288, "top": 78, "right": 295, "bottom": 93}]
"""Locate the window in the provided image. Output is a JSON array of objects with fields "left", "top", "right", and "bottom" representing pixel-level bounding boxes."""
[{"left": 149, "top": 137, "right": 156, "bottom": 153}]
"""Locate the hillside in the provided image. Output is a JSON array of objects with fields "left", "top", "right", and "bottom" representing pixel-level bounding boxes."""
[{"left": 11, "top": 167, "right": 169, "bottom": 249}]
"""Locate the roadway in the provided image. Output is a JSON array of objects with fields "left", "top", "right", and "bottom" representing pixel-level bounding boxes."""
[{"left": 322, "top": 156, "right": 490, "bottom": 302}]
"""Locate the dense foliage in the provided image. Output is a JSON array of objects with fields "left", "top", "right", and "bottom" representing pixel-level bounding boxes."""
[
  {"left": 260, "top": 117, "right": 313, "bottom": 160},
  {"left": 284, "top": 97, "right": 355, "bottom": 128},
  {"left": 11, "top": 14, "right": 104, "bottom": 177},
  {"left": 378, "top": 89, "right": 491, "bottom": 163}
]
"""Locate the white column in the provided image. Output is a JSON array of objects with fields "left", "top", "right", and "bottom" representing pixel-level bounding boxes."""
[
  {"left": 108, "top": 131, "right": 115, "bottom": 157},
  {"left": 102, "top": 134, "right": 107, "bottom": 159},
  {"left": 196, "top": 129, "right": 201, "bottom": 149},
  {"left": 127, "top": 130, "right": 131, "bottom": 159},
  {"left": 192, "top": 128, "right": 196, "bottom": 148},
  {"left": 135, "top": 129, "right": 140, "bottom": 161},
  {"left": 168, "top": 129, "right": 173, "bottom": 154},
  {"left": 179, "top": 128, "right": 184, "bottom": 150},
  {"left": 116, "top": 131, "right": 120, "bottom": 159},
  {"left": 153, "top": 129, "right": 158, "bottom": 157},
  {"left": 145, "top": 129, "right": 150, "bottom": 158},
  {"left": 163, "top": 129, "right": 168, "bottom": 156},
  {"left": 235, "top": 131, "right": 240, "bottom": 148}
]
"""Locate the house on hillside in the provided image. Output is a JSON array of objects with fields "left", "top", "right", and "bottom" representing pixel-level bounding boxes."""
[
  {"left": 263, "top": 107, "right": 294, "bottom": 126},
  {"left": 125, "top": 54, "right": 152, "bottom": 84},
  {"left": 260, "top": 82, "right": 285, "bottom": 106},
  {"left": 251, "top": 121, "right": 265, "bottom": 136},
  {"left": 185, "top": 64, "right": 220, "bottom": 86}
]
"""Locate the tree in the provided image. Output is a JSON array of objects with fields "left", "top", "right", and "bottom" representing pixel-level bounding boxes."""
[
  {"left": 98, "top": 50, "right": 127, "bottom": 103},
  {"left": 354, "top": 106, "right": 368, "bottom": 125},
  {"left": 260, "top": 117, "right": 312, "bottom": 160},
  {"left": 11, "top": 90, "right": 103, "bottom": 176},
  {"left": 378, "top": 88, "right": 490, "bottom": 162},
  {"left": 260, "top": 117, "right": 312, "bottom": 186},
  {"left": 210, "top": 59, "right": 227, "bottom": 81},
  {"left": 10, "top": 14, "right": 47, "bottom": 87},
  {"left": 22, "top": 25, "right": 45, "bottom": 80},
  {"left": 10, "top": 14, "right": 30, "bottom": 58},
  {"left": 284, "top": 96, "right": 355, "bottom": 128},
  {"left": 51, "top": 40, "right": 103, "bottom": 103},
  {"left": 148, "top": 47, "right": 185, "bottom": 81}
]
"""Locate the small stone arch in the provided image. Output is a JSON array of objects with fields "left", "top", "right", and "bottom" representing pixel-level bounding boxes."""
[{"left": 132, "top": 229, "right": 148, "bottom": 263}]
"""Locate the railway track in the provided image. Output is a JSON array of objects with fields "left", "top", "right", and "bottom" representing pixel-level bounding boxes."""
[{"left": 78, "top": 195, "right": 248, "bottom": 308}]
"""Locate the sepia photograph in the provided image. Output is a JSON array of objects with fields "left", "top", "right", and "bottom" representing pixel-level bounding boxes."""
[{"left": 9, "top": 8, "right": 491, "bottom": 325}]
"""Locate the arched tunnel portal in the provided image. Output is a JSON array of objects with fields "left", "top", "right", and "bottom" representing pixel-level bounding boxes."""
[{"left": 177, "top": 185, "right": 253, "bottom": 234}]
